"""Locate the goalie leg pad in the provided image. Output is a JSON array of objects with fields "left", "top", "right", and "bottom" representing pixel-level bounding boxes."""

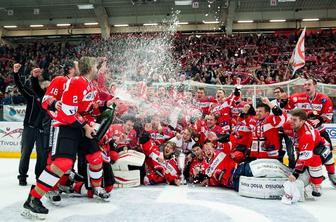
[
  {"left": 113, "top": 170, "right": 141, "bottom": 188},
  {"left": 249, "top": 159, "right": 291, "bottom": 178},
  {"left": 112, "top": 150, "right": 146, "bottom": 171},
  {"left": 238, "top": 176, "right": 288, "bottom": 199}
]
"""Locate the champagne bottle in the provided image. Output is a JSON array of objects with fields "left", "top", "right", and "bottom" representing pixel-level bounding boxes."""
[{"left": 94, "top": 103, "right": 117, "bottom": 142}]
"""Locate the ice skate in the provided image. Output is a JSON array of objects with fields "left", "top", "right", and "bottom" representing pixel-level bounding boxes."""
[{"left": 22, "top": 194, "right": 48, "bottom": 220}]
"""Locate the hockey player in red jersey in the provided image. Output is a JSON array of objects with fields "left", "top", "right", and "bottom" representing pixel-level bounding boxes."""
[
  {"left": 287, "top": 109, "right": 326, "bottom": 196},
  {"left": 250, "top": 97, "right": 286, "bottom": 159},
  {"left": 139, "top": 133, "right": 181, "bottom": 185},
  {"left": 200, "top": 140, "right": 237, "bottom": 188},
  {"left": 281, "top": 79, "right": 334, "bottom": 147},
  {"left": 209, "top": 88, "right": 240, "bottom": 133},
  {"left": 106, "top": 115, "right": 138, "bottom": 152},
  {"left": 195, "top": 113, "right": 224, "bottom": 145},
  {"left": 40, "top": 61, "right": 78, "bottom": 202},
  {"left": 41, "top": 61, "right": 78, "bottom": 118},
  {"left": 186, "top": 144, "right": 209, "bottom": 183},
  {"left": 146, "top": 115, "right": 174, "bottom": 146},
  {"left": 210, "top": 77, "right": 242, "bottom": 128},
  {"left": 23, "top": 57, "right": 110, "bottom": 219},
  {"left": 195, "top": 87, "right": 217, "bottom": 116},
  {"left": 230, "top": 103, "right": 256, "bottom": 163}
]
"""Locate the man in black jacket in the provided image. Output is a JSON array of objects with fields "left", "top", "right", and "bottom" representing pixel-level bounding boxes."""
[{"left": 13, "top": 63, "right": 46, "bottom": 186}]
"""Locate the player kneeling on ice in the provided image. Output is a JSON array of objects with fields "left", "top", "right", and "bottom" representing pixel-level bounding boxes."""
[
  {"left": 139, "top": 133, "right": 181, "bottom": 186},
  {"left": 283, "top": 109, "right": 326, "bottom": 199}
]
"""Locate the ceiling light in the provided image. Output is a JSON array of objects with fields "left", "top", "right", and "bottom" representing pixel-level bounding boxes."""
[
  {"left": 84, "top": 22, "right": 99, "bottom": 26},
  {"left": 302, "top": 18, "right": 319, "bottom": 21},
  {"left": 143, "top": 23, "right": 158, "bottom": 26},
  {"left": 30, "top": 24, "right": 44, "bottom": 27},
  {"left": 237, "top": 20, "right": 254, "bottom": 23},
  {"left": 174, "top": 1, "right": 192, "bottom": 6},
  {"left": 114, "top": 24, "right": 129, "bottom": 27},
  {"left": 202, "top": 21, "right": 220, "bottom": 24},
  {"left": 269, "top": 19, "right": 286, "bottom": 22},
  {"left": 77, "top": 4, "right": 94, "bottom": 10},
  {"left": 177, "top": 22, "right": 189, "bottom": 25},
  {"left": 3, "top": 25, "right": 17, "bottom": 28},
  {"left": 57, "top": 23, "right": 71, "bottom": 27}
]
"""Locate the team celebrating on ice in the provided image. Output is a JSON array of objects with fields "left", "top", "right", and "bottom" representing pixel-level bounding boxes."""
[{"left": 11, "top": 57, "right": 336, "bottom": 219}]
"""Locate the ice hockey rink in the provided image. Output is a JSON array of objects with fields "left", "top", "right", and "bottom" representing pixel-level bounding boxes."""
[{"left": 0, "top": 158, "right": 334, "bottom": 222}]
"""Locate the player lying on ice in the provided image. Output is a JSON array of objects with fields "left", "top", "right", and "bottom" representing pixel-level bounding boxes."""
[{"left": 139, "top": 133, "right": 182, "bottom": 186}]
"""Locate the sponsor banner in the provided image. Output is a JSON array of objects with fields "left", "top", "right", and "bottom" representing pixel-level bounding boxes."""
[
  {"left": 0, "top": 122, "right": 23, "bottom": 152},
  {"left": 325, "top": 124, "right": 336, "bottom": 145},
  {"left": 3, "top": 105, "right": 26, "bottom": 122}
]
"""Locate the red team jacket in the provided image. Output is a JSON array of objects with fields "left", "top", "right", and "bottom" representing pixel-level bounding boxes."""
[
  {"left": 284, "top": 92, "right": 333, "bottom": 131},
  {"left": 250, "top": 113, "right": 286, "bottom": 159},
  {"left": 105, "top": 124, "right": 138, "bottom": 151},
  {"left": 231, "top": 100, "right": 248, "bottom": 121},
  {"left": 140, "top": 139, "right": 180, "bottom": 184},
  {"left": 189, "top": 157, "right": 209, "bottom": 181},
  {"left": 231, "top": 114, "right": 255, "bottom": 149},
  {"left": 284, "top": 122, "right": 323, "bottom": 180},
  {"left": 209, "top": 93, "right": 240, "bottom": 132},
  {"left": 206, "top": 144, "right": 237, "bottom": 187},
  {"left": 42, "top": 76, "right": 69, "bottom": 118},
  {"left": 196, "top": 96, "right": 217, "bottom": 115},
  {"left": 193, "top": 119, "right": 224, "bottom": 145},
  {"left": 55, "top": 76, "right": 102, "bottom": 127},
  {"left": 148, "top": 127, "right": 174, "bottom": 146}
]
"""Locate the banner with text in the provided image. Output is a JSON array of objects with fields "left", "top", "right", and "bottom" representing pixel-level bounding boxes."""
[
  {"left": 0, "top": 122, "right": 23, "bottom": 152},
  {"left": 325, "top": 124, "right": 336, "bottom": 146},
  {"left": 3, "top": 105, "right": 26, "bottom": 122}
]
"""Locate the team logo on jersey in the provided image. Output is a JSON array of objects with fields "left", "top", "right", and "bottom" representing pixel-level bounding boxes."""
[
  {"left": 293, "top": 97, "right": 297, "bottom": 102},
  {"left": 321, "top": 98, "right": 326, "bottom": 104},
  {"left": 83, "top": 91, "right": 97, "bottom": 101},
  {"left": 299, "top": 150, "right": 312, "bottom": 160}
]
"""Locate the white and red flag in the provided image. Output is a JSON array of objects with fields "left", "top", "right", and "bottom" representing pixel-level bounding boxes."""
[{"left": 289, "top": 27, "right": 306, "bottom": 75}]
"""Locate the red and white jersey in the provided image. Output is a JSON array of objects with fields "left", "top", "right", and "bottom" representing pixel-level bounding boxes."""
[
  {"left": 231, "top": 100, "right": 248, "bottom": 122},
  {"left": 250, "top": 113, "right": 286, "bottom": 159},
  {"left": 105, "top": 124, "right": 138, "bottom": 150},
  {"left": 209, "top": 94, "right": 239, "bottom": 132},
  {"left": 140, "top": 139, "right": 160, "bottom": 170},
  {"left": 193, "top": 120, "right": 224, "bottom": 145},
  {"left": 283, "top": 121, "right": 330, "bottom": 151},
  {"left": 285, "top": 92, "right": 333, "bottom": 131},
  {"left": 206, "top": 149, "right": 237, "bottom": 187},
  {"left": 140, "top": 139, "right": 180, "bottom": 184},
  {"left": 231, "top": 114, "right": 255, "bottom": 148},
  {"left": 189, "top": 157, "right": 209, "bottom": 180},
  {"left": 291, "top": 122, "right": 323, "bottom": 173},
  {"left": 148, "top": 127, "right": 174, "bottom": 146},
  {"left": 42, "top": 76, "right": 69, "bottom": 119},
  {"left": 54, "top": 76, "right": 101, "bottom": 127},
  {"left": 196, "top": 96, "right": 217, "bottom": 115}
]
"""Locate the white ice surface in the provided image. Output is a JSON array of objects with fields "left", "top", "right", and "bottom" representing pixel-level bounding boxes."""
[{"left": 0, "top": 158, "right": 335, "bottom": 222}]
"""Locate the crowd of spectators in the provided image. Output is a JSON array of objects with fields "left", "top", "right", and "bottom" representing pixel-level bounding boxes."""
[
  {"left": 0, "top": 30, "right": 335, "bottom": 105},
  {"left": 175, "top": 30, "right": 336, "bottom": 85}
]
